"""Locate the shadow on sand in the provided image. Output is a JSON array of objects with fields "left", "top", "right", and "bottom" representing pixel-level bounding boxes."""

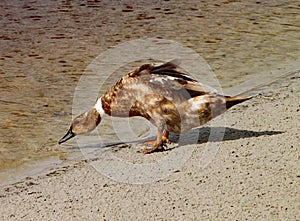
[
  {"left": 67, "top": 127, "right": 284, "bottom": 150},
  {"left": 184, "top": 126, "right": 283, "bottom": 145}
]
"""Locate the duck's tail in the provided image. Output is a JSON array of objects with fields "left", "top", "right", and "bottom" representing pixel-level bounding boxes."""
[{"left": 225, "top": 96, "right": 252, "bottom": 109}]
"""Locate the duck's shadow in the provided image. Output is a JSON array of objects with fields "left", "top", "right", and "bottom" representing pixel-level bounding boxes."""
[
  {"left": 67, "top": 127, "right": 283, "bottom": 150},
  {"left": 171, "top": 126, "right": 283, "bottom": 146}
]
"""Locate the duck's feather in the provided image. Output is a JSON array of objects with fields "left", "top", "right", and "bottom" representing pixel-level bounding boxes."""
[{"left": 126, "top": 61, "right": 210, "bottom": 98}]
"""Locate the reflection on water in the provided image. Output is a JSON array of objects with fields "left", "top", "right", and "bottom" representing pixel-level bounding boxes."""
[{"left": 0, "top": 0, "right": 300, "bottom": 183}]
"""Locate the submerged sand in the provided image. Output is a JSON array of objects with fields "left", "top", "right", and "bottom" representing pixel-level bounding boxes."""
[{"left": 0, "top": 72, "right": 298, "bottom": 220}]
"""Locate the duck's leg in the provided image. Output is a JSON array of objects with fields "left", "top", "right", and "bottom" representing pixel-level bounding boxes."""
[
  {"left": 162, "top": 130, "right": 170, "bottom": 144},
  {"left": 143, "top": 125, "right": 169, "bottom": 154}
]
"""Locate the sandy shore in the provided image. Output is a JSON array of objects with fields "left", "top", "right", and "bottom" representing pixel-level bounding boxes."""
[{"left": 1, "top": 73, "right": 299, "bottom": 220}]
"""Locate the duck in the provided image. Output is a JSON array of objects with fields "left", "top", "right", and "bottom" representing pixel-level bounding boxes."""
[{"left": 58, "top": 61, "right": 251, "bottom": 153}]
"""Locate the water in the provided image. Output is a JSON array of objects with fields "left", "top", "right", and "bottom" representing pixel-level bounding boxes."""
[{"left": 1, "top": 0, "right": 300, "bottom": 184}]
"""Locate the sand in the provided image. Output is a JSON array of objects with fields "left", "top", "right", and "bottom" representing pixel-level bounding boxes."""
[{"left": 0, "top": 72, "right": 299, "bottom": 220}]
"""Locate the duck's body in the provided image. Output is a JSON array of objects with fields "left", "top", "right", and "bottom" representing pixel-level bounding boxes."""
[{"left": 59, "top": 61, "right": 251, "bottom": 153}]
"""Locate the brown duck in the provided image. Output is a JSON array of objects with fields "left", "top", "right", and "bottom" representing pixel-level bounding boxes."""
[{"left": 59, "top": 61, "right": 251, "bottom": 153}]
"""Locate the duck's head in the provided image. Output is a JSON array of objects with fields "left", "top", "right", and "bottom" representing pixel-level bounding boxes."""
[{"left": 58, "top": 108, "right": 101, "bottom": 144}]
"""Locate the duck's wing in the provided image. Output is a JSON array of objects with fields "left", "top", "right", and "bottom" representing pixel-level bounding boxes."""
[
  {"left": 128, "top": 61, "right": 214, "bottom": 98},
  {"left": 151, "top": 61, "right": 198, "bottom": 83}
]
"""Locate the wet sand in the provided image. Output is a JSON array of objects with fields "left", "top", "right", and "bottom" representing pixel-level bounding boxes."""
[{"left": 0, "top": 73, "right": 299, "bottom": 220}]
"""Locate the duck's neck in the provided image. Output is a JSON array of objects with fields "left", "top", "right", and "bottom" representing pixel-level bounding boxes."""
[{"left": 84, "top": 108, "right": 101, "bottom": 132}]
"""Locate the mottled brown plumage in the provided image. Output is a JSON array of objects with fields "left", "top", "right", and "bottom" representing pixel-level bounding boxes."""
[{"left": 59, "top": 61, "right": 251, "bottom": 153}]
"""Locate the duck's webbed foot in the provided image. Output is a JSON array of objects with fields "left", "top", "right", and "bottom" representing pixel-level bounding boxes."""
[{"left": 142, "top": 142, "right": 163, "bottom": 154}]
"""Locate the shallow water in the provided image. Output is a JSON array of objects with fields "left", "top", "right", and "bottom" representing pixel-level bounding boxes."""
[{"left": 1, "top": 0, "right": 300, "bottom": 184}]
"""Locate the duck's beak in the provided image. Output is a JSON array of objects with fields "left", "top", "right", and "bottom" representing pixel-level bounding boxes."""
[{"left": 58, "top": 128, "right": 76, "bottom": 144}]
